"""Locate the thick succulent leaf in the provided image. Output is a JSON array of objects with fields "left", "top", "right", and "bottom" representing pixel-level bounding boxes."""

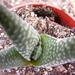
[
  {"left": 0, "top": 5, "right": 40, "bottom": 61},
  {"left": 0, "top": 45, "right": 28, "bottom": 70},
  {"left": 31, "top": 34, "right": 75, "bottom": 67}
]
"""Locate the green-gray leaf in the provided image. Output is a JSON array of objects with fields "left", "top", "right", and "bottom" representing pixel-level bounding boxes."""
[
  {"left": 31, "top": 34, "right": 75, "bottom": 67},
  {"left": 0, "top": 5, "right": 40, "bottom": 61},
  {"left": 0, "top": 45, "right": 28, "bottom": 70}
]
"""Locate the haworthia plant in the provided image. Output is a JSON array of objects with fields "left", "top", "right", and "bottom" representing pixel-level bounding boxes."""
[{"left": 0, "top": 4, "right": 75, "bottom": 70}]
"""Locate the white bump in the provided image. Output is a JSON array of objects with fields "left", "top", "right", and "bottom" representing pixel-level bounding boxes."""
[
  {"left": 18, "top": 43, "right": 22, "bottom": 47},
  {"left": 56, "top": 39, "right": 62, "bottom": 44},
  {"left": 2, "top": 59, "right": 4, "bottom": 62},
  {"left": 18, "top": 34, "right": 22, "bottom": 39}
]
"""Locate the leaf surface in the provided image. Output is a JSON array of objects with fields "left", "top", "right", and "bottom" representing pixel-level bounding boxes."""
[
  {"left": 31, "top": 34, "right": 75, "bottom": 67},
  {"left": 0, "top": 45, "right": 28, "bottom": 70},
  {"left": 0, "top": 5, "right": 40, "bottom": 61}
]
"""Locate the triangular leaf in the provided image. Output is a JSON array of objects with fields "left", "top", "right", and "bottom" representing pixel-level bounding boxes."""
[
  {"left": 0, "top": 5, "right": 40, "bottom": 61},
  {"left": 31, "top": 34, "right": 75, "bottom": 67},
  {"left": 0, "top": 45, "right": 28, "bottom": 70}
]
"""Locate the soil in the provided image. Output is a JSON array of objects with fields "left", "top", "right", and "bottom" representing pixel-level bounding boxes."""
[
  {"left": 0, "top": 1, "right": 75, "bottom": 75},
  {"left": 13, "top": 6, "right": 75, "bottom": 38}
]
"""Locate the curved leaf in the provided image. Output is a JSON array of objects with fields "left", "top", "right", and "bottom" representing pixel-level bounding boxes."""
[
  {"left": 31, "top": 34, "right": 75, "bottom": 67},
  {"left": 0, "top": 5, "right": 40, "bottom": 61},
  {"left": 0, "top": 45, "right": 28, "bottom": 70}
]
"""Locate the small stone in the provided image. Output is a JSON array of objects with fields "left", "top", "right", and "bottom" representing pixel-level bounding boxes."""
[
  {"left": 31, "top": 12, "right": 35, "bottom": 17},
  {"left": 46, "top": 67, "right": 53, "bottom": 71},
  {"left": 44, "top": 71, "right": 48, "bottom": 75},
  {"left": 69, "top": 64, "right": 74, "bottom": 69},
  {"left": 5, "top": 69, "right": 11, "bottom": 73},
  {"left": 1, "top": 33, "right": 4, "bottom": 36},
  {"left": 54, "top": 65, "right": 67, "bottom": 73},
  {"left": 72, "top": 72, "right": 75, "bottom": 75},
  {"left": 0, "top": 44, "right": 3, "bottom": 49},
  {"left": 33, "top": 67, "right": 40, "bottom": 72},
  {"left": 0, "top": 40, "right": 5, "bottom": 44},
  {"left": 16, "top": 70, "right": 20, "bottom": 75}
]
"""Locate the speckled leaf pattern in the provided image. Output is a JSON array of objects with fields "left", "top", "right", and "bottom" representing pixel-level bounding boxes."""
[
  {"left": 31, "top": 34, "right": 75, "bottom": 67},
  {"left": 0, "top": 4, "right": 75, "bottom": 69},
  {"left": 0, "top": 5, "right": 40, "bottom": 61},
  {"left": 0, "top": 45, "right": 28, "bottom": 70}
]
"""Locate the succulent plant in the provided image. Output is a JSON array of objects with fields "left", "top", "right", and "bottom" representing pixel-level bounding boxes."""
[{"left": 0, "top": 4, "right": 75, "bottom": 70}]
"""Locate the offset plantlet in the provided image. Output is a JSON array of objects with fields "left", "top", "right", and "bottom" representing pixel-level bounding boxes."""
[{"left": 0, "top": 4, "right": 75, "bottom": 70}]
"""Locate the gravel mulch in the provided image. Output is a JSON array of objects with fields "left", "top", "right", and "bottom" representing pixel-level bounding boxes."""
[{"left": 13, "top": 6, "right": 75, "bottom": 38}]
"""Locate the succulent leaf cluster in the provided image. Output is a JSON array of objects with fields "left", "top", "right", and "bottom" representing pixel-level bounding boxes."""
[{"left": 0, "top": 5, "right": 75, "bottom": 70}]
